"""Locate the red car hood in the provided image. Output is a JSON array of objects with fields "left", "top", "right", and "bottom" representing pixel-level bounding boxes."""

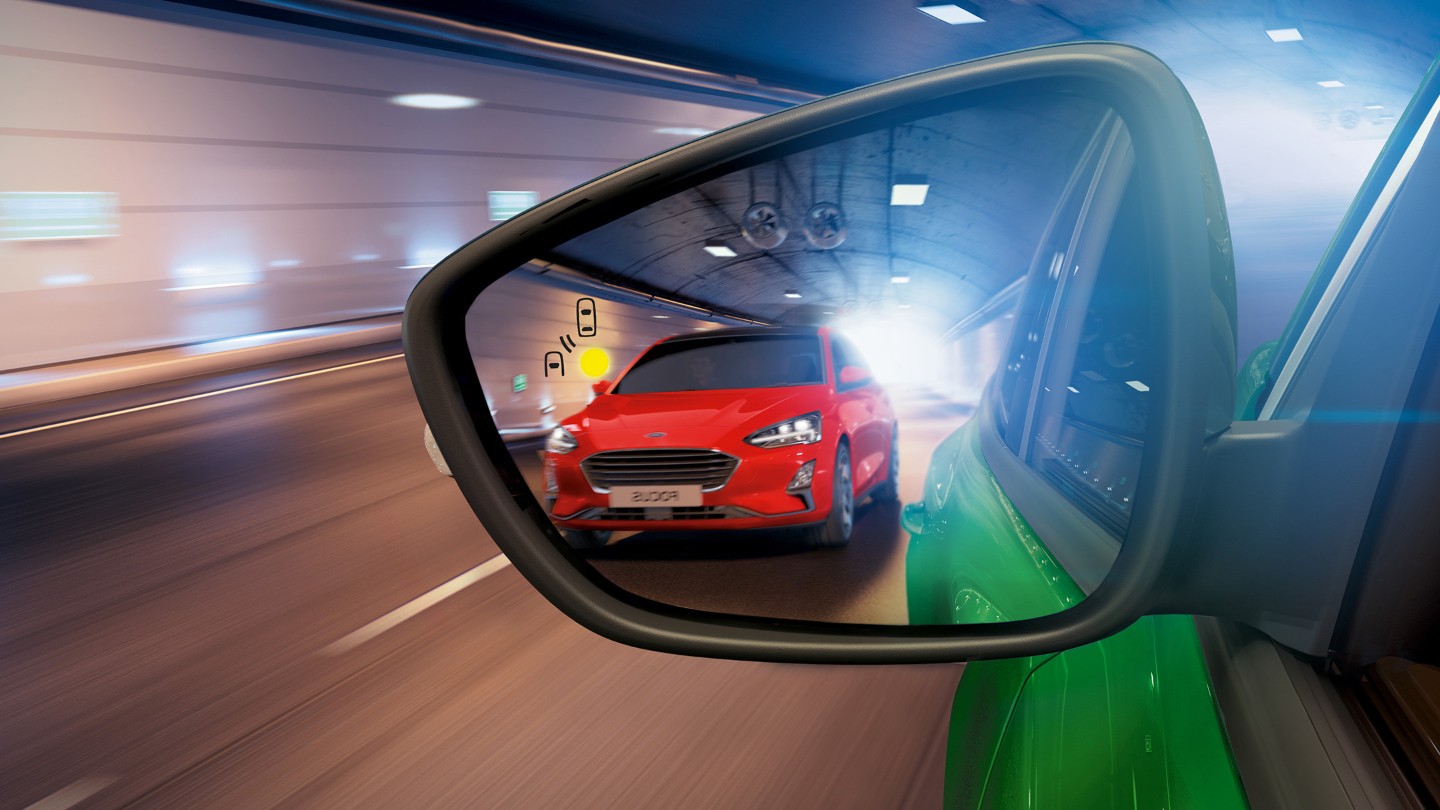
[{"left": 570, "top": 387, "right": 823, "bottom": 446}]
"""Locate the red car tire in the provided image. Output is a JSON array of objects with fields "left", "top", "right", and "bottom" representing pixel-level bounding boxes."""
[{"left": 803, "top": 441, "right": 854, "bottom": 548}]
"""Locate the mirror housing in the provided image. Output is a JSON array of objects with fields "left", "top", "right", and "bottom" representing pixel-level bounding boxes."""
[
  {"left": 405, "top": 42, "right": 1235, "bottom": 663},
  {"left": 591, "top": 379, "right": 612, "bottom": 396},
  {"left": 838, "top": 366, "right": 871, "bottom": 387}
]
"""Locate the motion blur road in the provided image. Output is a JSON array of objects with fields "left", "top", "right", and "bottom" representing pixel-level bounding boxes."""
[{"left": 1, "top": 345, "right": 962, "bottom": 809}]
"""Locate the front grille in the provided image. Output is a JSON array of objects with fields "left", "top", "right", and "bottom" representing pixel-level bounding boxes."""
[
  {"left": 595, "top": 506, "right": 735, "bottom": 520},
  {"left": 580, "top": 448, "right": 740, "bottom": 492}
]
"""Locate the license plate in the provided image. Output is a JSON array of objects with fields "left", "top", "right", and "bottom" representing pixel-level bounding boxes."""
[{"left": 608, "top": 485, "right": 703, "bottom": 508}]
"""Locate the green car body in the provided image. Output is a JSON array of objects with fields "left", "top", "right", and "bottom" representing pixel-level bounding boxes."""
[{"left": 904, "top": 344, "right": 1287, "bottom": 807}]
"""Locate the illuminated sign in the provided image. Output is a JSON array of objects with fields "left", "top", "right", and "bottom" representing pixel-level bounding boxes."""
[
  {"left": 1, "top": 192, "right": 118, "bottom": 241},
  {"left": 512, "top": 373, "right": 527, "bottom": 393},
  {"left": 489, "top": 191, "right": 538, "bottom": 221}
]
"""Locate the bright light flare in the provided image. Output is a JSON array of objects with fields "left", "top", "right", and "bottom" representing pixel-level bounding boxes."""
[{"left": 841, "top": 319, "right": 944, "bottom": 386}]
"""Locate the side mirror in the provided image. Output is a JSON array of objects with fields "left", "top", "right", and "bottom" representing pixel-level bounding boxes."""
[
  {"left": 838, "top": 366, "right": 870, "bottom": 387},
  {"left": 406, "top": 43, "right": 1235, "bottom": 664},
  {"left": 591, "top": 379, "right": 612, "bottom": 396}
]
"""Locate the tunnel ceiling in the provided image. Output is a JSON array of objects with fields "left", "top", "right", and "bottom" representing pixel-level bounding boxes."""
[
  {"left": 372, "top": 0, "right": 1440, "bottom": 105},
  {"left": 542, "top": 94, "right": 1111, "bottom": 327}
]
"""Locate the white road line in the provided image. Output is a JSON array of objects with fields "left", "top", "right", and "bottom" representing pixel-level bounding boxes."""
[
  {"left": 322, "top": 554, "right": 513, "bottom": 655},
  {"left": 25, "top": 776, "right": 117, "bottom": 810},
  {"left": 0, "top": 353, "right": 405, "bottom": 441}
]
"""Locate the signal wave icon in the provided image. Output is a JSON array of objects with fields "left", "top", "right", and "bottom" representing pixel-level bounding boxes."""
[{"left": 559, "top": 334, "right": 577, "bottom": 353}]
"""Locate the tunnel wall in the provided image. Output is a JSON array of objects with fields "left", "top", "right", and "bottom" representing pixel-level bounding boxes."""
[
  {"left": 467, "top": 271, "right": 728, "bottom": 436},
  {"left": 0, "top": 0, "right": 761, "bottom": 371}
]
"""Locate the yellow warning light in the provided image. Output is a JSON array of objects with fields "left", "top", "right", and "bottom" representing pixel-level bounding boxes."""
[{"left": 579, "top": 347, "right": 610, "bottom": 378}]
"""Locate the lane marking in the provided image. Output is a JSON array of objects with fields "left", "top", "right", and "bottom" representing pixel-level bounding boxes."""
[
  {"left": 25, "top": 776, "right": 117, "bottom": 810},
  {"left": 322, "top": 554, "right": 513, "bottom": 655},
  {"left": 0, "top": 353, "right": 405, "bottom": 440}
]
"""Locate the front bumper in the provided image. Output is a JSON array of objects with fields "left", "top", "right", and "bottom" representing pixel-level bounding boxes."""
[{"left": 546, "top": 443, "right": 829, "bottom": 531}]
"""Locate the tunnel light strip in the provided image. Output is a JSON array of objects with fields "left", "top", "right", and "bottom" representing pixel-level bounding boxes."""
[
  {"left": 321, "top": 554, "right": 513, "bottom": 655},
  {"left": 0, "top": 353, "right": 404, "bottom": 441},
  {"left": 161, "top": 282, "right": 255, "bottom": 292}
]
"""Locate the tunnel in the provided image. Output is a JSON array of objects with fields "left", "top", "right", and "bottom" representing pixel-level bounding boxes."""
[{"left": 4, "top": 0, "right": 1439, "bottom": 806}]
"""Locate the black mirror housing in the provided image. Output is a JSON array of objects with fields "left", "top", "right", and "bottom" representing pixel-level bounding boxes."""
[{"left": 405, "top": 42, "right": 1236, "bottom": 663}]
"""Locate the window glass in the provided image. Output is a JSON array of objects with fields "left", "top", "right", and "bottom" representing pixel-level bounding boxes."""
[
  {"left": 998, "top": 136, "right": 1107, "bottom": 453},
  {"left": 613, "top": 335, "right": 825, "bottom": 393},
  {"left": 1027, "top": 147, "right": 1147, "bottom": 536}
]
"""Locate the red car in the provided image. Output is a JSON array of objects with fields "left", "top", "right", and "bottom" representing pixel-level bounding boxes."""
[{"left": 543, "top": 326, "right": 898, "bottom": 549}]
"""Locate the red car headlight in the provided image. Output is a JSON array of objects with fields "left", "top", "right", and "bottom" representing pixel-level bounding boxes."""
[{"left": 745, "top": 412, "right": 822, "bottom": 448}]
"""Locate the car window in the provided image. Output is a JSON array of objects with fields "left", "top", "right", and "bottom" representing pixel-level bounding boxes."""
[
  {"left": 1026, "top": 152, "right": 1146, "bottom": 536},
  {"left": 613, "top": 334, "right": 825, "bottom": 393},
  {"left": 998, "top": 122, "right": 1115, "bottom": 453},
  {"left": 997, "top": 119, "right": 1144, "bottom": 536}
]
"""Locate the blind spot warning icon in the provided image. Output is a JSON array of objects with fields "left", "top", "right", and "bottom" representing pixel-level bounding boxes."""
[
  {"left": 544, "top": 351, "right": 564, "bottom": 377},
  {"left": 576, "top": 297, "right": 597, "bottom": 337}
]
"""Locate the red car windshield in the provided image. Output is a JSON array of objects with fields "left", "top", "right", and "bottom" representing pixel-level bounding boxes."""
[{"left": 614, "top": 335, "right": 826, "bottom": 393}]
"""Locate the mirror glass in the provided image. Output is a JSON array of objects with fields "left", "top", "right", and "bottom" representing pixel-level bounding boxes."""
[{"left": 463, "top": 90, "right": 1150, "bottom": 625}]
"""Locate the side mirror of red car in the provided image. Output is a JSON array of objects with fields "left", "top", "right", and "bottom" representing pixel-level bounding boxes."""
[
  {"left": 839, "top": 366, "right": 870, "bottom": 387},
  {"left": 591, "top": 380, "right": 612, "bottom": 395}
]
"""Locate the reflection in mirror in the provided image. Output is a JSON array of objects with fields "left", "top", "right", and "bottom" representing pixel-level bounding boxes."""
[{"left": 465, "top": 92, "right": 1149, "bottom": 625}]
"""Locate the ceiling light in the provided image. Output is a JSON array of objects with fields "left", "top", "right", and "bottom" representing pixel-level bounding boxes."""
[
  {"left": 1265, "top": 28, "right": 1303, "bottom": 42},
  {"left": 917, "top": 2, "right": 985, "bottom": 24},
  {"left": 389, "top": 93, "right": 480, "bottom": 109},
  {"left": 1364, "top": 103, "right": 1385, "bottom": 110},
  {"left": 784, "top": 290, "right": 802, "bottom": 299},
  {"left": 891, "top": 175, "right": 929, "bottom": 206},
  {"left": 703, "top": 239, "right": 737, "bottom": 258},
  {"left": 891, "top": 274, "right": 911, "bottom": 284},
  {"left": 655, "top": 127, "right": 713, "bottom": 137},
  {"left": 652, "top": 314, "right": 670, "bottom": 319},
  {"left": 1126, "top": 380, "right": 1150, "bottom": 392},
  {"left": 1317, "top": 80, "right": 1345, "bottom": 89}
]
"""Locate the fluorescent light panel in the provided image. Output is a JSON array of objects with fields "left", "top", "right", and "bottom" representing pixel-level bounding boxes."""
[
  {"left": 1318, "top": 80, "right": 1345, "bottom": 88},
  {"left": 917, "top": 3, "right": 985, "bottom": 24},
  {"left": 783, "top": 290, "right": 802, "bottom": 299},
  {"left": 703, "top": 239, "right": 737, "bottom": 257},
  {"left": 891, "top": 175, "right": 930, "bottom": 206},
  {"left": 1265, "top": 27, "right": 1303, "bottom": 42},
  {"left": 43, "top": 273, "right": 91, "bottom": 286}
]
